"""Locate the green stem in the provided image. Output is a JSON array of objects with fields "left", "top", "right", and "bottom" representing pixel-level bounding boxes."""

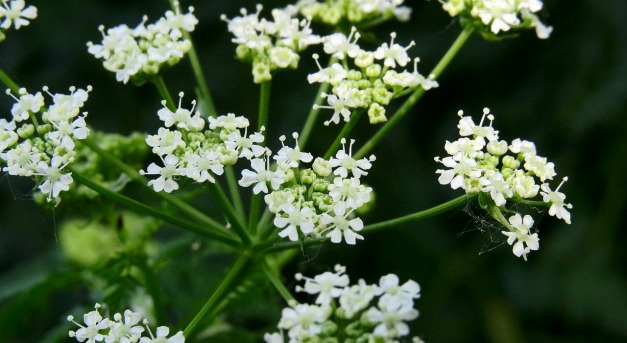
[
  {"left": 168, "top": 0, "right": 216, "bottom": 116},
  {"left": 0, "top": 67, "right": 19, "bottom": 94},
  {"left": 225, "top": 166, "right": 245, "bottom": 220},
  {"left": 68, "top": 166, "right": 240, "bottom": 246},
  {"left": 299, "top": 69, "right": 333, "bottom": 149},
  {"left": 354, "top": 27, "right": 473, "bottom": 159},
  {"left": 258, "top": 80, "right": 272, "bottom": 132},
  {"left": 260, "top": 258, "right": 294, "bottom": 303},
  {"left": 248, "top": 194, "right": 262, "bottom": 235},
  {"left": 183, "top": 254, "right": 251, "bottom": 338},
  {"left": 79, "top": 138, "right": 228, "bottom": 234},
  {"left": 207, "top": 182, "right": 251, "bottom": 246},
  {"left": 323, "top": 109, "right": 363, "bottom": 159},
  {"left": 153, "top": 76, "right": 176, "bottom": 111},
  {"left": 262, "top": 193, "right": 476, "bottom": 253}
]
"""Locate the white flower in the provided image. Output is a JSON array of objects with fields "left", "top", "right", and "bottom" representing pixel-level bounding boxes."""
[
  {"left": 338, "top": 279, "right": 381, "bottom": 318},
  {"left": 35, "top": 156, "right": 73, "bottom": 202},
  {"left": 278, "top": 304, "right": 329, "bottom": 340},
  {"left": 157, "top": 93, "right": 204, "bottom": 131},
  {"left": 540, "top": 177, "right": 572, "bottom": 224},
  {"left": 296, "top": 265, "right": 349, "bottom": 306},
  {"left": 502, "top": 213, "right": 540, "bottom": 261},
  {"left": 378, "top": 274, "right": 421, "bottom": 307},
  {"left": 373, "top": 32, "right": 414, "bottom": 68},
  {"left": 480, "top": 171, "right": 513, "bottom": 206},
  {"left": 208, "top": 113, "right": 249, "bottom": 132},
  {"left": 457, "top": 108, "right": 498, "bottom": 144},
  {"left": 366, "top": 297, "right": 418, "bottom": 338},
  {"left": 435, "top": 155, "right": 480, "bottom": 190},
  {"left": 0, "top": 118, "right": 18, "bottom": 154},
  {"left": 509, "top": 138, "right": 536, "bottom": 155},
  {"left": 307, "top": 55, "right": 347, "bottom": 85},
  {"left": 274, "top": 203, "right": 316, "bottom": 241},
  {"left": 6, "top": 88, "right": 44, "bottom": 121},
  {"left": 320, "top": 202, "right": 364, "bottom": 245},
  {"left": 328, "top": 138, "right": 374, "bottom": 179},
  {"left": 182, "top": 149, "right": 224, "bottom": 183},
  {"left": 145, "top": 128, "right": 185, "bottom": 156},
  {"left": 327, "top": 177, "right": 372, "bottom": 209},
  {"left": 274, "top": 133, "right": 313, "bottom": 169},
  {"left": 323, "top": 27, "right": 361, "bottom": 60},
  {"left": 524, "top": 153, "right": 556, "bottom": 182},
  {"left": 0, "top": 0, "right": 37, "bottom": 30},
  {"left": 269, "top": 46, "right": 299, "bottom": 68},
  {"left": 106, "top": 310, "right": 145, "bottom": 343},
  {"left": 239, "top": 155, "right": 286, "bottom": 194},
  {"left": 224, "top": 129, "right": 265, "bottom": 160},
  {"left": 140, "top": 154, "right": 182, "bottom": 193},
  {"left": 67, "top": 304, "right": 111, "bottom": 343},
  {"left": 139, "top": 325, "right": 185, "bottom": 343}
]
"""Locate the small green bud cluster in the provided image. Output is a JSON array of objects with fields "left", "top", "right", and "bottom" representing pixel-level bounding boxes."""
[
  {"left": 310, "top": 29, "right": 438, "bottom": 125},
  {"left": 238, "top": 135, "right": 376, "bottom": 245},
  {"left": 223, "top": 4, "right": 322, "bottom": 83}
]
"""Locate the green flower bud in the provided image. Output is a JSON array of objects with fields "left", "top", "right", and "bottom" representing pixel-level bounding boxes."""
[
  {"left": 17, "top": 124, "right": 35, "bottom": 139},
  {"left": 37, "top": 123, "right": 52, "bottom": 135},
  {"left": 355, "top": 51, "right": 374, "bottom": 68},
  {"left": 487, "top": 140, "right": 508, "bottom": 155},
  {"left": 300, "top": 168, "right": 317, "bottom": 184},
  {"left": 347, "top": 4, "right": 364, "bottom": 23},
  {"left": 365, "top": 64, "right": 382, "bottom": 78},
  {"left": 313, "top": 157, "right": 332, "bottom": 177},
  {"left": 502, "top": 155, "right": 520, "bottom": 169},
  {"left": 235, "top": 44, "right": 251, "bottom": 61},
  {"left": 347, "top": 70, "right": 363, "bottom": 81},
  {"left": 371, "top": 87, "right": 392, "bottom": 105},
  {"left": 367, "top": 103, "right": 387, "bottom": 124}
]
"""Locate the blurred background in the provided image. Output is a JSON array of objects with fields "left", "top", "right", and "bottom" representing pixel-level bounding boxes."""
[{"left": 0, "top": 0, "right": 625, "bottom": 342}]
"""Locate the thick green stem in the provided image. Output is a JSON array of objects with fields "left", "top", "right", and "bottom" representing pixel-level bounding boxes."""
[
  {"left": 248, "top": 194, "right": 262, "bottom": 235},
  {"left": 260, "top": 258, "right": 294, "bottom": 303},
  {"left": 354, "top": 27, "right": 474, "bottom": 159},
  {"left": 168, "top": 0, "right": 216, "bottom": 116},
  {"left": 262, "top": 193, "right": 476, "bottom": 253},
  {"left": 258, "top": 80, "right": 272, "bottom": 132},
  {"left": 323, "top": 109, "right": 363, "bottom": 159},
  {"left": 153, "top": 76, "right": 176, "bottom": 111},
  {"left": 183, "top": 254, "right": 251, "bottom": 338},
  {"left": 68, "top": 166, "right": 240, "bottom": 246},
  {"left": 0, "top": 67, "right": 19, "bottom": 94}
]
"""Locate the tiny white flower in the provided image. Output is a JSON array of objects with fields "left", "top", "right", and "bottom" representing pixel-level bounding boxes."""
[
  {"left": 274, "top": 203, "right": 316, "bottom": 241},
  {"left": 140, "top": 154, "right": 182, "bottom": 193},
  {"left": 373, "top": 32, "right": 415, "bottom": 68},
  {"left": 0, "top": 0, "right": 37, "bottom": 30},
  {"left": 328, "top": 138, "right": 373, "bottom": 179},
  {"left": 323, "top": 27, "right": 361, "bottom": 60},
  {"left": 502, "top": 213, "right": 540, "bottom": 261},
  {"left": 540, "top": 177, "right": 572, "bottom": 224},
  {"left": 320, "top": 202, "right": 364, "bottom": 245},
  {"left": 296, "top": 265, "right": 349, "bottom": 306}
]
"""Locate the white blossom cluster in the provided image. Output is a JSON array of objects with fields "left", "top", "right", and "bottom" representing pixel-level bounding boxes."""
[
  {"left": 440, "top": 0, "right": 552, "bottom": 39},
  {"left": 239, "top": 135, "right": 375, "bottom": 245},
  {"left": 296, "top": 0, "right": 412, "bottom": 26},
  {"left": 310, "top": 28, "right": 438, "bottom": 125},
  {"left": 0, "top": 0, "right": 36, "bottom": 41},
  {"left": 264, "top": 265, "right": 422, "bottom": 342},
  {"left": 87, "top": 1, "right": 198, "bottom": 84},
  {"left": 1, "top": 86, "right": 91, "bottom": 204},
  {"left": 67, "top": 303, "right": 185, "bottom": 343},
  {"left": 140, "top": 93, "right": 265, "bottom": 193},
  {"left": 435, "top": 108, "right": 572, "bottom": 260},
  {"left": 222, "top": 4, "right": 322, "bottom": 83}
]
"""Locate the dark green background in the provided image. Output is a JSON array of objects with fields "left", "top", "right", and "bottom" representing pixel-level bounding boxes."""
[{"left": 1, "top": 0, "right": 625, "bottom": 342}]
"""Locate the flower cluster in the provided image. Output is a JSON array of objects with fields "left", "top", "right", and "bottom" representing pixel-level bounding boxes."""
[
  {"left": 87, "top": 1, "right": 197, "bottom": 84},
  {"left": 310, "top": 28, "right": 438, "bottom": 125},
  {"left": 140, "top": 93, "right": 265, "bottom": 193},
  {"left": 0, "top": 0, "right": 37, "bottom": 42},
  {"left": 296, "top": 0, "right": 412, "bottom": 26},
  {"left": 239, "top": 135, "right": 375, "bottom": 245},
  {"left": 435, "top": 108, "right": 572, "bottom": 259},
  {"left": 265, "top": 265, "right": 422, "bottom": 342},
  {"left": 1, "top": 86, "right": 91, "bottom": 204},
  {"left": 440, "top": 0, "right": 552, "bottom": 39},
  {"left": 67, "top": 303, "right": 185, "bottom": 343},
  {"left": 222, "top": 4, "right": 322, "bottom": 83}
]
